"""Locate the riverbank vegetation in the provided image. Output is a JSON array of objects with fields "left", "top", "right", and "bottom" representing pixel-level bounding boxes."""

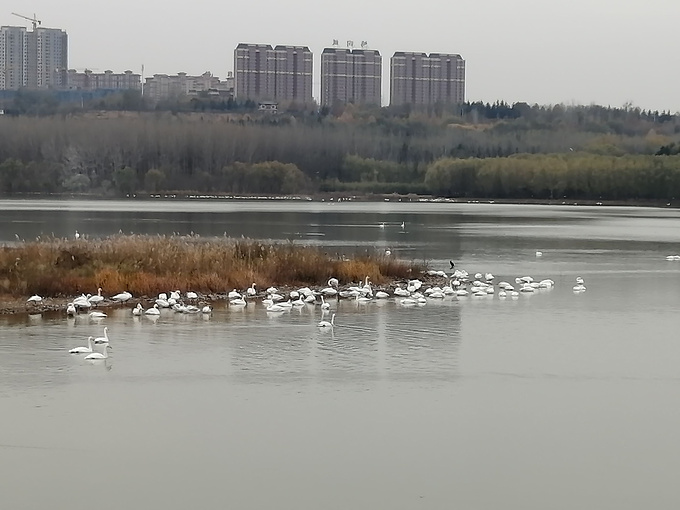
[
  {"left": 0, "top": 236, "right": 420, "bottom": 298},
  {"left": 0, "top": 102, "right": 679, "bottom": 199}
]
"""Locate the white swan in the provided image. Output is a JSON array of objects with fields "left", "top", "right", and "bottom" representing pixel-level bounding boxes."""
[
  {"left": 73, "top": 295, "right": 92, "bottom": 309},
  {"left": 145, "top": 304, "right": 161, "bottom": 315},
  {"left": 266, "top": 304, "right": 286, "bottom": 312},
  {"left": 85, "top": 344, "right": 112, "bottom": 360},
  {"left": 93, "top": 327, "right": 110, "bottom": 344},
  {"left": 69, "top": 336, "right": 94, "bottom": 354},
  {"left": 292, "top": 295, "right": 305, "bottom": 307},
  {"left": 230, "top": 295, "right": 247, "bottom": 306},
  {"left": 318, "top": 313, "right": 335, "bottom": 328},
  {"left": 375, "top": 290, "right": 390, "bottom": 299},
  {"left": 186, "top": 291, "right": 198, "bottom": 300},
  {"left": 66, "top": 302, "right": 77, "bottom": 316},
  {"left": 228, "top": 289, "right": 241, "bottom": 300},
  {"left": 320, "top": 295, "right": 331, "bottom": 310},
  {"left": 201, "top": 305, "right": 212, "bottom": 314},
  {"left": 132, "top": 303, "right": 143, "bottom": 316},
  {"left": 246, "top": 283, "right": 257, "bottom": 296},
  {"left": 89, "top": 311, "right": 107, "bottom": 319},
  {"left": 327, "top": 277, "right": 339, "bottom": 288},
  {"left": 88, "top": 288, "right": 104, "bottom": 305},
  {"left": 111, "top": 291, "right": 132, "bottom": 302},
  {"left": 394, "top": 285, "right": 410, "bottom": 297}
]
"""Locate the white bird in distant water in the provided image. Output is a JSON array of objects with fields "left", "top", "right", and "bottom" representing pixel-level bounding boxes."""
[
  {"left": 85, "top": 344, "right": 111, "bottom": 360},
  {"left": 93, "top": 326, "right": 110, "bottom": 344},
  {"left": 318, "top": 313, "right": 335, "bottom": 328},
  {"left": 69, "top": 336, "right": 94, "bottom": 354}
]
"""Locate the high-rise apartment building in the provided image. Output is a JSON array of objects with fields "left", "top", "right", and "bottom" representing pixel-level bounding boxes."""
[
  {"left": 32, "top": 28, "right": 68, "bottom": 89},
  {"left": 234, "top": 43, "right": 313, "bottom": 103},
  {"left": 0, "top": 26, "right": 27, "bottom": 90},
  {"left": 321, "top": 48, "right": 382, "bottom": 107},
  {"left": 390, "top": 52, "right": 465, "bottom": 106},
  {"left": 0, "top": 25, "right": 67, "bottom": 90}
]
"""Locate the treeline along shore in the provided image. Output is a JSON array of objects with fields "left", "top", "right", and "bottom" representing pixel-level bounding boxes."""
[
  {"left": 0, "top": 101, "right": 679, "bottom": 200},
  {"left": 0, "top": 235, "right": 422, "bottom": 313}
]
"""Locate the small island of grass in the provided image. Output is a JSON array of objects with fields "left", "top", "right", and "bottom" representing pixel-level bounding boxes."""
[{"left": 0, "top": 235, "right": 423, "bottom": 314}]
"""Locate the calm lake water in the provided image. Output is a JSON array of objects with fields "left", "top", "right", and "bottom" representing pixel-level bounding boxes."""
[{"left": 2, "top": 199, "right": 680, "bottom": 509}]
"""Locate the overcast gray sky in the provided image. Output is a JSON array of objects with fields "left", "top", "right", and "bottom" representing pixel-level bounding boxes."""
[{"left": 7, "top": 0, "right": 680, "bottom": 112}]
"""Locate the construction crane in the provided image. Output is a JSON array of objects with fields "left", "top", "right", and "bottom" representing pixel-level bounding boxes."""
[{"left": 11, "top": 12, "right": 41, "bottom": 30}]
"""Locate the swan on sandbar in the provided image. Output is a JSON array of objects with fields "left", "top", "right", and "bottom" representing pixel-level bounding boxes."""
[
  {"left": 85, "top": 344, "right": 112, "bottom": 360},
  {"left": 246, "top": 283, "right": 257, "bottom": 296},
  {"left": 27, "top": 295, "right": 43, "bottom": 304},
  {"left": 88, "top": 288, "right": 104, "bottom": 305},
  {"left": 228, "top": 289, "right": 241, "bottom": 300},
  {"left": 321, "top": 286, "right": 338, "bottom": 296},
  {"left": 111, "top": 291, "right": 132, "bottom": 302},
  {"left": 318, "top": 313, "right": 335, "bottom": 328},
  {"left": 69, "top": 336, "right": 94, "bottom": 354}
]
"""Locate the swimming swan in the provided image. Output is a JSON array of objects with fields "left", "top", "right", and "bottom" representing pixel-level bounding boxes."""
[
  {"left": 69, "top": 336, "right": 94, "bottom": 354},
  {"left": 318, "top": 313, "right": 336, "bottom": 328},
  {"left": 93, "top": 327, "right": 110, "bottom": 344},
  {"left": 85, "top": 344, "right": 112, "bottom": 360}
]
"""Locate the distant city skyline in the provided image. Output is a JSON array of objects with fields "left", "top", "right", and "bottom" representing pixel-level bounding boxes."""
[{"left": 2, "top": 0, "right": 679, "bottom": 112}]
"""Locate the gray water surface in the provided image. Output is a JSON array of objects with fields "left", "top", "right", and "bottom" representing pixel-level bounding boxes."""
[{"left": 2, "top": 200, "right": 680, "bottom": 509}]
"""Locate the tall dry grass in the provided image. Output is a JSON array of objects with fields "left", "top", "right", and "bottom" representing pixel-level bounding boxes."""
[{"left": 0, "top": 235, "right": 422, "bottom": 297}]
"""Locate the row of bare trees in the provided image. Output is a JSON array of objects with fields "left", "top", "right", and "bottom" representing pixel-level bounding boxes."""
[{"left": 0, "top": 108, "right": 679, "bottom": 197}]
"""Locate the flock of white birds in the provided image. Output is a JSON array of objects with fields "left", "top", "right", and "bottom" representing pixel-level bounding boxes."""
[{"left": 57, "top": 267, "right": 592, "bottom": 359}]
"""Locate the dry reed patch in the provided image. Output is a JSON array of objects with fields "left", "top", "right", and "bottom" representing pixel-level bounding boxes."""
[{"left": 0, "top": 236, "right": 423, "bottom": 298}]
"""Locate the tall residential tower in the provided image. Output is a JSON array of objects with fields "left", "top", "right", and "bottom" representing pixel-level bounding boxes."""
[
  {"left": 390, "top": 52, "right": 465, "bottom": 106},
  {"left": 321, "top": 48, "right": 382, "bottom": 106},
  {"left": 0, "top": 25, "right": 67, "bottom": 90},
  {"left": 234, "top": 43, "right": 313, "bottom": 103}
]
